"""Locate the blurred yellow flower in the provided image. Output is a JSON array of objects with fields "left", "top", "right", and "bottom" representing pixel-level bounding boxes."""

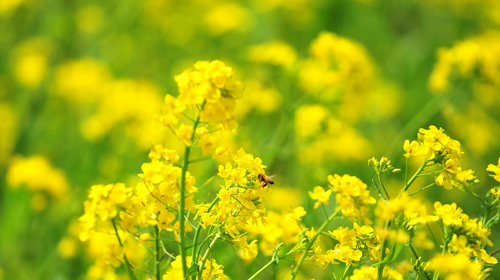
[
  {"left": 428, "top": 253, "right": 482, "bottom": 280},
  {"left": 249, "top": 41, "right": 297, "bottom": 68},
  {"left": 0, "top": 0, "right": 25, "bottom": 14},
  {"left": 204, "top": 3, "right": 252, "bottom": 35}
]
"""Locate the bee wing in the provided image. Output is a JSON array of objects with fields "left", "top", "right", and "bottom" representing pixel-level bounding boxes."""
[{"left": 268, "top": 175, "right": 276, "bottom": 179}]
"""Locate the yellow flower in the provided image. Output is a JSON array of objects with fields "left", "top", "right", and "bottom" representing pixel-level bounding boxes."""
[
  {"left": 487, "top": 157, "right": 500, "bottom": 182},
  {"left": 204, "top": 3, "right": 251, "bottom": 35},
  {"left": 57, "top": 237, "right": 78, "bottom": 259},
  {"left": 286, "top": 206, "right": 307, "bottom": 222},
  {"left": 230, "top": 168, "right": 247, "bottom": 186},
  {"left": 309, "top": 186, "right": 332, "bottom": 209},
  {"left": 249, "top": 41, "right": 297, "bottom": 68},
  {"left": 328, "top": 226, "right": 356, "bottom": 247},
  {"left": 158, "top": 211, "right": 176, "bottom": 232},
  {"left": 329, "top": 245, "right": 362, "bottom": 265},
  {"left": 176, "top": 124, "right": 194, "bottom": 147},
  {"left": 214, "top": 145, "right": 231, "bottom": 162},
  {"left": 403, "top": 140, "right": 419, "bottom": 158},
  {"left": 413, "top": 231, "right": 434, "bottom": 250},
  {"left": 233, "top": 235, "right": 258, "bottom": 260},
  {"left": 196, "top": 127, "right": 218, "bottom": 155},
  {"left": 388, "top": 230, "right": 409, "bottom": 244},
  {"left": 456, "top": 169, "right": 475, "bottom": 182},
  {"left": 350, "top": 266, "right": 403, "bottom": 280},
  {"left": 434, "top": 202, "right": 463, "bottom": 226},
  {"left": 139, "top": 233, "right": 150, "bottom": 245},
  {"left": 218, "top": 163, "right": 232, "bottom": 178},
  {"left": 328, "top": 174, "right": 376, "bottom": 222},
  {"left": 428, "top": 253, "right": 482, "bottom": 280}
]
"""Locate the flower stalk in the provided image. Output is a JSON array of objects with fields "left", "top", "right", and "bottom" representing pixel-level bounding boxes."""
[
  {"left": 191, "top": 196, "right": 220, "bottom": 261},
  {"left": 289, "top": 208, "right": 341, "bottom": 280},
  {"left": 178, "top": 102, "right": 205, "bottom": 279},
  {"left": 112, "top": 218, "right": 137, "bottom": 280}
]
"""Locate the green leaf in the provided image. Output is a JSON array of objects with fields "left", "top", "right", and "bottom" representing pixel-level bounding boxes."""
[
  {"left": 187, "top": 264, "right": 199, "bottom": 277},
  {"left": 209, "top": 274, "right": 218, "bottom": 280},
  {"left": 486, "top": 214, "right": 500, "bottom": 228},
  {"left": 372, "top": 244, "right": 404, "bottom": 268}
]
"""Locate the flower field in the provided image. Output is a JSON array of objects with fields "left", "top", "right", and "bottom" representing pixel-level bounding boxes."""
[{"left": 1, "top": 0, "right": 500, "bottom": 279}]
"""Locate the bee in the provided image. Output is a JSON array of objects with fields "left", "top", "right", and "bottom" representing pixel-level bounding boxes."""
[{"left": 258, "top": 174, "right": 275, "bottom": 187}]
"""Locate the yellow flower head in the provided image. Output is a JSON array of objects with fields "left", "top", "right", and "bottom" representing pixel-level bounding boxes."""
[
  {"left": 487, "top": 157, "right": 500, "bottom": 182},
  {"left": 308, "top": 186, "right": 332, "bottom": 209},
  {"left": 286, "top": 206, "right": 307, "bottom": 222}
]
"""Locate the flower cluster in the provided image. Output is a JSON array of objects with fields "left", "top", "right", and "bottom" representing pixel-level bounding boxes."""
[
  {"left": 196, "top": 149, "right": 270, "bottom": 258},
  {"left": 376, "top": 192, "right": 438, "bottom": 228},
  {"left": 7, "top": 155, "right": 69, "bottom": 211},
  {"left": 350, "top": 266, "right": 403, "bottom": 280},
  {"left": 328, "top": 174, "right": 376, "bottom": 223},
  {"left": 76, "top": 61, "right": 247, "bottom": 279},
  {"left": 161, "top": 60, "right": 243, "bottom": 132},
  {"left": 292, "top": 32, "right": 401, "bottom": 166},
  {"left": 404, "top": 125, "right": 477, "bottom": 190},
  {"left": 311, "top": 223, "right": 385, "bottom": 268},
  {"left": 248, "top": 41, "right": 297, "bottom": 68},
  {"left": 163, "top": 256, "right": 228, "bottom": 280},
  {"left": 78, "top": 183, "right": 132, "bottom": 241},
  {"left": 154, "top": 60, "right": 243, "bottom": 161},
  {"left": 427, "top": 253, "right": 483, "bottom": 280},
  {"left": 298, "top": 32, "right": 374, "bottom": 97},
  {"left": 434, "top": 202, "right": 496, "bottom": 264},
  {"left": 429, "top": 31, "right": 500, "bottom": 93}
]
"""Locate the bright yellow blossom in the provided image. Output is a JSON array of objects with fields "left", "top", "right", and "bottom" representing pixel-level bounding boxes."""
[
  {"left": 308, "top": 186, "right": 332, "bottom": 209},
  {"left": 286, "top": 207, "right": 307, "bottom": 222},
  {"left": 487, "top": 157, "right": 500, "bottom": 182},
  {"left": 177, "top": 124, "right": 194, "bottom": 147}
]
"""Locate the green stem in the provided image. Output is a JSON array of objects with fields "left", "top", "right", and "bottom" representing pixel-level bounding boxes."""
[
  {"left": 426, "top": 224, "right": 439, "bottom": 248},
  {"left": 416, "top": 170, "right": 443, "bottom": 176},
  {"left": 192, "top": 197, "right": 220, "bottom": 261},
  {"left": 409, "top": 183, "right": 435, "bottom": 196},
  {"left": 159, "top": 239, "right": 177, "bottom": 260},
  {"left": 339, "top": 264, "right": 351, "bottom": 280},
  {"left": 112, "top": 219, "right": 137, "bottom": 280},
  {"left": 378, "top": 174, "right": 390, "bottom": 200},
  {"left": 189, "top": 156, "right": 213, "bottom": 164},
  {"left": 248, "top": 258, "right": 275, "bottom": 280},
  {"left": 177, "top": 102, "right": 205, "bottom": 279},
  {"left": 248, "top": 243, "right": 291, "bottom": 279},
  {"left": 464, "top": 188, "right": 487, "bottom": 207},
  {"left": 289, "top": 209, "right": 341, "bottom": 280},
  {"left": 377, "top": 220, "right": 391, "bottom": 280},
  {"left": 405, "top": 158, "right": 409, "bottom": 187},
  {"left": 196, "top": 235, "right": 214, "bottom": 262},
  {"left": 321, "top": 204, "right": 329, "bottom": 219},
  {"left": 178, "top": 144, "right": 191, "bottom": 279},
  {"left": 197, "top": 234, "right": 220, "bottom": 280},
  {"left": 401, "top": 159, "right": 428, "bottom": 194},
  {"left": 155, "top": 225, "right": 161, "bottom": 280}
]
